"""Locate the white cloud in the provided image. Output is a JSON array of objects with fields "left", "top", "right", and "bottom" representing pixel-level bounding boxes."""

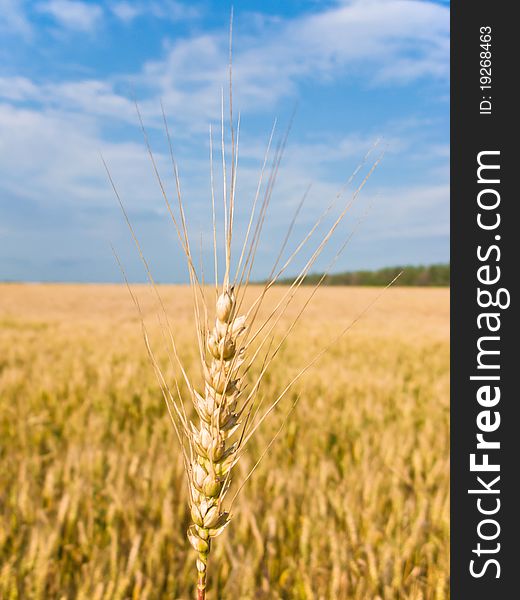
[
  {"left": 361, "top": 183, "right": 449, "bottom": 240},
  {"left": 36, "top": 0, "right": 103, "bottom": 32},
  {"left": 110, "top": 1, "right": 199, "bottom": 24},
  {"left": 134, "top": 0, "right": 448, "bottom": 127},
  {"left": 110, "top": 1, "right": 139, "bottom": 23},
  {"left": 0, "top": 76, "right": 39, "bottom": 101},
  {"left": 0, "top": 76, "right": 136, "bottom": 125},
  {"left": 0, "top": 102, "right": 161, "bottom": 211}
]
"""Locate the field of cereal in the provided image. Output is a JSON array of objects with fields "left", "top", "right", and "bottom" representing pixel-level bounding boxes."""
[{"left": 0, "top": 284, "right": 449, "bottom": 599}]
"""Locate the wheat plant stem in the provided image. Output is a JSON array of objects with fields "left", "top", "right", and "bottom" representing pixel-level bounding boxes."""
[{"left": 197, "top": 564, "right": 207, "bottom": 600}]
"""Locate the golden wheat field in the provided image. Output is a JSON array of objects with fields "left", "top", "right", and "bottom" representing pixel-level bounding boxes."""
[{"left": 0, "top": 283, "right": 449, "bottom": 599}]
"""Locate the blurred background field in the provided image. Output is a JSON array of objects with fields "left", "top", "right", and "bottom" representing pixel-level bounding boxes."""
[{"left": 0, "top": 284, "right": 449, "bottom": 599}]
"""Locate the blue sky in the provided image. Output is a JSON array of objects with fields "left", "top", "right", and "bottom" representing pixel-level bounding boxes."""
[{"left": 0, "top": 0, "right": 449, "bottom": 283}]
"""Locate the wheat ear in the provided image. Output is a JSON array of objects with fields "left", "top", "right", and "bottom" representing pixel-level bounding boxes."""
[{"left": 188, "top": 285, "right": 246, "bottom": 599}]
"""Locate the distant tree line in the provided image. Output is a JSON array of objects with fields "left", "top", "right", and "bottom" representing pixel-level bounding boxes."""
[{"left": 275, "top": 263, "right": 450, "bottom": 287}]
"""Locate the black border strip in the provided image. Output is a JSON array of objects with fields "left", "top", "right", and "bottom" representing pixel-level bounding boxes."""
[{"left": 451, "top": 2, "right": 517, "bottom": 597}]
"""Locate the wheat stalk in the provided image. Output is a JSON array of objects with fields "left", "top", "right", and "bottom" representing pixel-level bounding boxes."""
[{"left": 105, "top": 16, "right": 388, "bottom": 598}]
